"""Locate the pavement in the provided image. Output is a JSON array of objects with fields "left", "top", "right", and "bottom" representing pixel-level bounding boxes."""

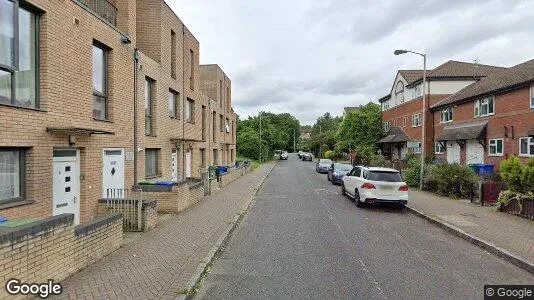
[
  {"left": 52, "top": 162, "right": 275, "bottom": 300},
  {"left": 407, "top": 189, "right": 534, "bottom": 272},
  {"left": 196, "top": 153, "right": 534, "bottom": 300}
]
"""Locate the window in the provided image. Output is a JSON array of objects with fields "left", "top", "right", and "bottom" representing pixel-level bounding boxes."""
[
  {"left": 226, "top": 86, "right": 230, "bottom": 111},
  {"left": 395, "top": 81, "right": 404, "bottom": 104},
  {"left": 200, "top": 149, "right": 206, "bottom": 167},
  {"left": 530, "top": 84, "right": 534, "bottom": 108},
  {"left": 0, "top": 149, "right": 26, "bottom": 203},
  {"left": 434, "top": 142, "right": 445, "bottom": 154},
  {"left": 212, "top": 111, "right": 217, "bottom": 142},
  {"left": 219, "top": 80, "right": 223, "bottom": 109},
  {"left": 488, "top": 138, "right": 504, "bottom": 156},
  {"left": 0, "top": 3, "right": 39, "bottom": 109},
  {"left": 225, "top": 118, "right": 230, "bottom": 133},
  {"left": 189, "top": 49, "right": 194, "bottom": 89},
  {"left": 519, "top": 137, "right": 534, "bottom": 157},
  {"left": 412, "top": 84, "right": 421, "bottom": 99},
  {"left": 412, "top": 113, "right": 421, "bottom": 127},
  {"left": 145, "top": 149, "right": 159, "bottom": 178},
  {"left": 367, "top": 171, "right": 402, "bottom": 182},
  {"left": 213, "top": 149, "right": 218, "bottom": 165},
  {"left": 219, "top": 114, "right": 224, "bottom": 132},
  {"left": 474, "top": 97, "right": 494, "bottom": 117},
  {"left": 168, "top": 90, "right": 179, "bottom": 118},
  {"left": 403, "top": 117, "right": 407, "bottom": 127},
  {"left": 201, "top": 105, "right": 207, "bottom": 140},
  {"left": 92, "top": 43, "right": 109, "bottom": 119},
  {"left": 145, "top": 77, "right": 154, "bottom": 135},
  {"left": 413, "top": 142, "right": 422, "bottom": 154},
  {"left": 383, "top": 121, "right": 390, "bottom": 132},
  {"left": 440, "top": 107, "right": 453, "bottom": 123},
  {"left": 186, "top": 98, "right": 194, "bottom": 123},
  {"left": 170, "top": 30, "right": 176, "bottom": 78}
]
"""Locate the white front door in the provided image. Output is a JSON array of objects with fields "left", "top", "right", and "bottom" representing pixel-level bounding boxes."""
[
  {"left": 102, "top": 149, "right": 125, "bottom": 198},
  {"left": 447, "top": 142, "right": 461, "bottom": 164},
  {"left": 171, "top": 149, "right": 179, "bottom": 182},
  {"left": 466, "top": 140, "right": 484, "bottom": 164},
  {"left": 53, "top": 149, "right": 80, "bottom": 225},
  {"left": 185, "top": 150, "right": 192, "bottom": 178}
]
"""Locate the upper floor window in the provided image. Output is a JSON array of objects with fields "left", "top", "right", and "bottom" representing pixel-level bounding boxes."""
[
  {"left": 403, "top": 117, "right": 407, "bottom": 127},
  {"left": 412, "top": 84, "right": 421, "bottom": 99},
  {"left": 381, "top": 100, "right": 390, "bottom": 111},
  {"left": 219, "top": 80, "right": 223, "bottom": 109},
  {"left": 440, "top": 107, "right": 453, "bottom": 123},
  {"left": 170, "top": 30, "right": 176, "bottom": 79},
  {"left": 186, "top": 98, "right": 194, "bottom": 123},
  {"left": 519, "top": 137, "right": 534, "bottom": 157},
  {"left": 383, "top": 121, "right": 390, "bottom": 132},
  {"left": 189, "top": 49, "right": 194, "bottom": 89},
  {"left": 0, "top": 2, "right": 39, "bottom": 109},
  {"left": 395, "top": 81, "right": 404, "bottom": 104},
  {"left": 226, "top": 86, "right": 230, "bottom": 111},
  {"left": 219, "top": 114, "right": 224, "bottom": 132},
  {"left": 530, "top": 84, "right": 534, "bottom": 108},
  {"left": 92, "top": 42, "right": 108, "bottom": 120},
  {"left": 412, "top": 113, "right": 421, "bottom": 127},
  {"left": 168, "top": 89, "right": 179, "bottom": 118},
  {"left": 145, "top": 77, "right": 154, "bottom": 135},
  {"left": 474, "top": 97, "right": 494, "bottom": 117}
]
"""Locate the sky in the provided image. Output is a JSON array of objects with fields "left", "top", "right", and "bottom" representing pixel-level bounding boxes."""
[{"left": 169, "top": 0, "right": 534, "bottom": 125}]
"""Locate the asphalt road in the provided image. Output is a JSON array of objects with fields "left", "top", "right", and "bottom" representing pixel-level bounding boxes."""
[{"left": 196, "top": 154, "right": 534, "bottom": 299}]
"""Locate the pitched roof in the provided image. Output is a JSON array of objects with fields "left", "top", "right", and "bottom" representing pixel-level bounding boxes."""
[
  {"left": 432, "top": 59, "right": 534, "bottom": 109},
  {"left": 377, "top": 94, "right": 391, "bottom": 103},
  {"left": 436, "top": 121, "right": 487, "bottom": 141},
  {"left": 398, "top": 70, "right": 425, "bottom": 85},
  {"left": 377, "top": 127, "right": 410, "bottom": 143}
]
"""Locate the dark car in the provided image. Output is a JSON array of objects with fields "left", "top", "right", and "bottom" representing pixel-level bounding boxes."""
[
  {"left": 327, "top": 163, "right": 353, "bottom": 185},
  {"left": 302, "top": 153, "right": 313, "bottom": 161},
  {"left": 315, "top": 159, "right": 333, "bottom": 173}
]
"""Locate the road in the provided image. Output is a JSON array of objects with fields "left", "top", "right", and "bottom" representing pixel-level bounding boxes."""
[{"left": 196, "top": 154, "right": 534, "bottom": 299}]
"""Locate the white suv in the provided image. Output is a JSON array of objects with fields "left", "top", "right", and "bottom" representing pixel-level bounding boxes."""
[{"left": 341, "top": 166, "right": 408, "bottom": 207}]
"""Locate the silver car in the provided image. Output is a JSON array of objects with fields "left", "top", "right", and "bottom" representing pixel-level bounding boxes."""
[{"left": 316, "top": 159, "right": 333, "bottom": 173}]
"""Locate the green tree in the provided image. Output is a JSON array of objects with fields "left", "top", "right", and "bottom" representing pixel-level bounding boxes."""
[{"left": 336, "top": 102, "right": 384, "bottom": 155}]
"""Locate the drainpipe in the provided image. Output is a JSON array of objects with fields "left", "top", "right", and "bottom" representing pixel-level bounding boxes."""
[
  {"left": 182, "top": 23, "right": 186, "bottom": 179},
  {"left": 133, "top": 48, "right": 140, "bottom": 188}
]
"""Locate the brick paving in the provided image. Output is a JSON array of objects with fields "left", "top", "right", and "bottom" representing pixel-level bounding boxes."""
[
  {"left": 53, "top": 163, "right": 275, "bottom": 300},
  {"left": 408, "top": 190, "right": 534, "bottom": 265}
]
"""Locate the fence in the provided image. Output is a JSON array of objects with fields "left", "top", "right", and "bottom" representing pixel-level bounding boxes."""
[
  {"left": 501, "top": 198, "right": 534, "bottom": 220},
  {"left": 77, "top": 0, "right": 118, "bottom": 26},
  {"left": 102, "top": 188, "right": 143, "bottom": 231}
]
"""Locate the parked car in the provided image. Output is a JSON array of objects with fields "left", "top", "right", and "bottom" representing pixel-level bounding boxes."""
[
  {"left": 327, "top": 163, "right": 353, "bottom": 185},
  {"left": 302, "top": 153, "right": 313, "bottom": 161},
  {"left": 298, "top": 151, "right": 304, "bottom": 158},
  {"left": 315, "top": 159, "right": 333, "bottom": 173},
  {"left": 280, "top": 151, "right": 288, "bottom": 160},
  {"left": 341, "top": 166, "right": 408, "bottom": 207}
]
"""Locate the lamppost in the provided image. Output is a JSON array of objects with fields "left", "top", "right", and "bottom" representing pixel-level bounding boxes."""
[
  {"left": 259, "top": 111, "right": 262, "bottom": 162},
  {"left": 293, "top": 128, "right": 296, "bottom": 153},
  {"left": 394, "top": 49, "right": 426, "bottom": 190}
]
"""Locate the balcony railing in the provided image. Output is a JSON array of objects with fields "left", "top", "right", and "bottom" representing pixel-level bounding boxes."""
[{"left": 78, "top": 0, "right": 118, "bottom": 26}]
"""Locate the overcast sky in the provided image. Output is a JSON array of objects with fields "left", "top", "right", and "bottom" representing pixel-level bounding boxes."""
[{"left": 169, "top": 0, "right": 534, "bottom": 125}]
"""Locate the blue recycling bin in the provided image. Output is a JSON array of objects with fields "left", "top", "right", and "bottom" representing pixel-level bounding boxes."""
[
  {"left": 479, "top": 164, "right": 495, "bottom": 175},
  {"left": 156, "top": 180, "right": 176, "bottom": 186}
]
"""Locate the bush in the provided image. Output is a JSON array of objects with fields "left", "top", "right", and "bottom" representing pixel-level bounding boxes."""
[
  {"left": 500, "top": 156, "right": 523, "bottom": 192},
  {"left": 403, "top": 158, "right": 421, "bottom": 187},
  {"left": 324, "top": 150, "right": 335, "bottom": 159},
  {"left": 368, "top": 154, "right": 387, "bottom": 167},
  {"left": 425, "top": 163, "right": 479, "bottom": 199},
  {"left": 522, "top": 163, "right": 534, "bottom": 194}
]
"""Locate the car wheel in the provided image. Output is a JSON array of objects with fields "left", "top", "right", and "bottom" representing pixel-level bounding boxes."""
[
  {"left": 355, "top": 189, "right": 363, "bottom": 207},
  {"left": 341, "top": 183, "right": 346, "bottom": 196},
  {"left": 327, "top": 174, "right": 331, "bottom": 181}
]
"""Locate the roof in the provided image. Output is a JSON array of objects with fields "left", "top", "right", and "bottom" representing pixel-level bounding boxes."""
[
  {"left": 377, "top": 127, "right": 410, "bottom": 143},
  {"left": 378, "top": 94, "right": 391, "bottom": 103},
  {"left": 399, "top": 70, "right": 425, "bottom": 85},
  {"left": 432, "top": 59, "right": 534, "bottom": 109},
  {"left": 436, "top": 121, "right": 487, "bottom": 141}
]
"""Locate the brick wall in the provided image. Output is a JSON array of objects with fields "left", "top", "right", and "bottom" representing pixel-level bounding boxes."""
[
  {"left": 143, "top": 181, "right": 204, "bottom": 214},
  {"left": 432, "top": 85, "right": 534, "bottom": 168},
  {"left": 0, "top": 213, "right": 123, "bottom": 299}
]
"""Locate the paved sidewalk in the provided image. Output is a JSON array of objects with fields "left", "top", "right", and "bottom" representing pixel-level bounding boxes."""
[
  {"left": 53, "top": 163, "right": 275, "bottom": 300},
  {"left": 408, "top": 190, "right": 534, "bottom": 267}
]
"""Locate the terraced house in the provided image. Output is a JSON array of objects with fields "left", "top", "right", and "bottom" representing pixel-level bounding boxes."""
[
  {"left": 378, "top": 61, "right": 504, "bottom": 160},
  {"left": 0, "top": 0, "right": 236, "bottom": 225},
  {"left": 431, "top": 59, "right": 534, "bottom": 168}
]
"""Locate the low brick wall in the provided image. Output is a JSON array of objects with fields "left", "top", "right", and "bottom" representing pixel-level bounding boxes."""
[
  {"left": 142, "top": 200, "right": 158, "bottom": 231},
  {"left": 97, "top": 199, "right": 158, "bottom": 232},
  {"left": 213, "top": 166, "right": 247, "bottom": 191},
  {"left": 0, "top": 213, "right": 123, "bottom": 299},
  {"left": 143, "top": 181, "right": 205, "bottom": 214}
]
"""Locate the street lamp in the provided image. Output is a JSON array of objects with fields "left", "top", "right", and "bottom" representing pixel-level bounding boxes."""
[
  {"left": 394, "top": 49, "right": 427, "bottom": 190},
  {"left": 259, "top": 111, "right": 262, "bottom": 162},
  {"left": 292, "top": 128, "right": 296, "bottom": 153}
]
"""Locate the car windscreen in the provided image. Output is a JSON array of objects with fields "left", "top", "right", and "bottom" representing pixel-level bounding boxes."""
[
  {"left": 319, "top": 159, "right": 332, "bottom": 164},
  {"left": 367, "top": 171, "right": 402, "bottom": 182},
  {"left": 335, "top": 164, "right": 352, "bottom": 172}
]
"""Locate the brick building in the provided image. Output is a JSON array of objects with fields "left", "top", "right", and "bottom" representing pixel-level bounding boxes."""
[
  {"left": 0, "top": 0, "right": 236, "bottom": 224},
  {"left": 378, "top": 61, "right": 504, "bottom": 160},
  {"left": 430, "top": 59, "right": 534, "bottom": 168}
]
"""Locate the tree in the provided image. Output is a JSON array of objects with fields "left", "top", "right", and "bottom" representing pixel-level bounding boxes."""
[{"left": 336, "top": 102, "right": 384, "bottom": 156}]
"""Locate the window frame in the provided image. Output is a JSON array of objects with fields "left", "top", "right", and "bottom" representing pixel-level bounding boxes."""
[
  {"left": 488, "top": 138, "right": 504, "bottom": 156},
  {"left": 434, "top": 142, "right": 445, "bottom": 154},
  {"left": 474, "top": 97, "right": 495, "bottom": 117},
  {"left": 186, "top": 98, "right": 194, "bottom": 123},
  {"left": 383, "top": 121, "right": 390, "bottom": 132},
  {"left": 219, "top": 114, "right": 224, "bottom": 132},
  {"left": 413, "top": 142, "right": 422, "bottom": 154},
  {"left": 189, "top": 49, "right": 194, "bottom": 90},
  {"left": 144, "top": 148, "right": 160, "bottom": 178},
  {"left": 92, "top": 41, "right": 109, "bottom": 120},
  {"left": 530, "top": 83, "right": 534, "bottom": 108},
  {"left": 412, "top": 113, "right": 421, "bottom": 127},
  {"left": 0, "top": 148, "right": 27, "bottom": 205},
  {"left": 170, "top": 30, "right": 176, "bottom": 79},
  {"left": 0, "top": 2, "right": 40, "bottom": 110},
  {"left": 168, "top": 89, "right": 179, "bottom": 119},
  {"left": 144, "top": 77, "right": 154, "bottom": 136},
  {"left": 440, "top": 106, "right": 453, "bottom": 123},
  {"left": 519, "top": 137, "right": 534, "bottom": 157}
]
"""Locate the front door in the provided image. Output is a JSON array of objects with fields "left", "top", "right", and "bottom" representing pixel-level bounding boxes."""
[
  {"left": 171, "top": 149, "right": 179, "bottom": 182},
  {"left": 447, "top": 142, "right": 461, "bottom": 164},
  {"left": 466, "top": 140, "right": 484, "bottom": 164},
  {"left": 53, "top": 149, "right": 80, "bottom": 225},
  {"left": 185, "top": 150, "right": 192, "bottom": 178},
  {"left": 102, "top": 149, "right": 125, "bottom": 198}
]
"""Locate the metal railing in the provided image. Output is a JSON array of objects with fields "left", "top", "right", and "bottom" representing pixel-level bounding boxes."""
[
  {"left": 78, "top": 0, "right": 118, "bottom": 26},
  {"left": 103, "top": 188, "right": 143, "bottom": 231}
]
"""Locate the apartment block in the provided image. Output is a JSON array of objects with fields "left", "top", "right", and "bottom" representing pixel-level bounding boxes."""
[
  {"left": 430, "top": 59, "right": 534, "bottom": 168},
  {"left": 378, "top": 61, "right": 504, "bottom": 160},
  {"left": 0, "top": 0, "right": 237, "bottom": 225}
]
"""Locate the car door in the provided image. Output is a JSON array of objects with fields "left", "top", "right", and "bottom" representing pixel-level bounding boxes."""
[{"left": 345, "top": 167, "right": 361, "bottom": 195}]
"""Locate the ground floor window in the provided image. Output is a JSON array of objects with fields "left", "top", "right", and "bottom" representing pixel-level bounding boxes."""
[
  {"left": 0, "top": 149, "right": 25, "bottom": 203},
  {"left": 519, "top": 137, "right": 534, "bottom": 157},
  {"left": 145, "top": 148, "right": 160, "bottom": 178},
  {"left": 488, "top": 138, "right": 504, "bottom": 156},
  {"left": 434, "top": 142, "right": 445, "bottom": 154}
]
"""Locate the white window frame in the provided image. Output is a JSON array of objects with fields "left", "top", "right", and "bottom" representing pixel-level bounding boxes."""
[
  {"left": 413, "top": 142, "right": 422, "bottom": 154},
  {"left": 383, "top": 121, "right": 390, "bottom": 132},
  {"left": 474, "top": 97, "right": 495, "bottom": 117},
  {"left": 519, "top": 137, "right": 534, "bottom": 157},
  {"left": 488, "top": 138, "right": 504, "bottom": 156},
  {"left": 402, "top": 117, "right": 407, "bottom": 127},
  {"left": 440, "top": 107, "right": 453, "bottom": 123},
  {"left": 434, "top": 142, "right": 445, "bottom": 154},
  {"left": 530, "top": 84, "right": 534, "bottom": 108},
  {"left": 412, "top": 113, "right": 421, "bottom": 127}
]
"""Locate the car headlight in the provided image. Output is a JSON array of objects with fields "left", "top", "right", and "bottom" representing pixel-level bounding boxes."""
[{"left": 332, "top": 172, "right": 338, "bottom": 176}]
